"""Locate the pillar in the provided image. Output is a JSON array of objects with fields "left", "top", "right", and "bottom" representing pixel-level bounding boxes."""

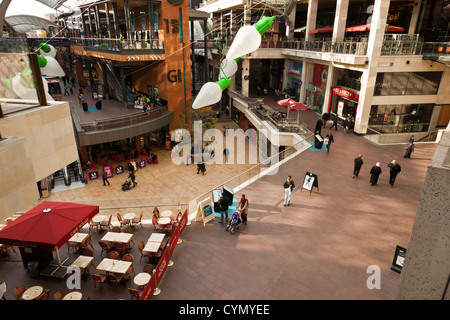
[
  {"left": 101, "top": 63, "right": 109, "bottom": 99},
  {"left": 299, "top": 58, "right": 307, "bottom": 103},
  {"left": 105, "top": 2, "right": 112, "bottom": 38},
  {"left": 94, "top": 5, "right": 101, "bottom": 38},
  {"left": 322, "top": 64, "right": 334, "bottom": 114},
  {"left": 79, "top": 146, "right": 89, "bottom": 163},
  {"left": 305, "top": 0, "right": 318, "bottom": 41},
  {"left": 286, "top": 5, "right": 296, "bottom": 41},
  {"left": 135, "top": 135, "right": 142, "bottom": 153},
  {"left": 87, "top": 7, "right": 93, "bottom": 37},
  {"left": 332, "top": 0, "right": 349, "bottom": 43},
  {"left": 204, "top": 19, "right": 208, "bottom": 83},
  {"left": 120, "top": 66, "right": 127, "bottom": 107},
  {"left": 241, "top": 59, "right": 250, "bottom": 97},
  {"left": 354, "top": 0, "right": 390, "bottom": 134},
  {"left": 408, "top": 0, "right": 422, "bottom": 35},
  {"left": 112, "top": 2, "right": 120, "bottom": 38}
]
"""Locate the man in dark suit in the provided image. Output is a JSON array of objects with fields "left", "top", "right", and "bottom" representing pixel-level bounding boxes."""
[
  {"left": 353, "top": 154, "right": 364, "bottom": 178},
  {"left": 218, "top": 193, "right": 229, "bottom": 223},
  {"left": 387, "top": 160, "right": 401, "bottom": 188}
]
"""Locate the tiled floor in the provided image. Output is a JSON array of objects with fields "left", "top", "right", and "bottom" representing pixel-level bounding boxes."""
[{"left": 0, "top": 91, "right": 437, "bottom": 301}]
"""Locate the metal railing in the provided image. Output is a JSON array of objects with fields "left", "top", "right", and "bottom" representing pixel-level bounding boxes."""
[
  {"left": 79, "top": 105, "right": 170, "bottom": 131},
  {"left": 365, "top": 127, "right": 440, "bottom": 145},
  {"left": 188, "top": 133, "right": 313, "bottom": 216},
  {"left": 71, "top": 37, "right": 164, "bottom": 51}
]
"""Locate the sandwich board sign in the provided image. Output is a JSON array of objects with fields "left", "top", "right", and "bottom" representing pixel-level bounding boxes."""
[
  {"left": 301, "top": 171, "right": 319, "bottom": 195},
  {"left": 196, "top": 198, "right": 215, "bottom": 226}
]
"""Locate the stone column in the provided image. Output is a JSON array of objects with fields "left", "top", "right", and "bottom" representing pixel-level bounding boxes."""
[
  {"left": 332, "top": 0, "right": 349, "bottom": 43},
  {"left": 408, "top": 0, "right": 422, "bottom": 35},
  {"left": 396, "top": 125, "right": 450, "bottom": 299},
  {"left": 322, "top": 64, "right": 334, "bottom": 114},
  {"left": 305, "top": 0, "right": 318, "bottom": 41},
  {"left": 353, "top": 0, "right": 390, "bottom": 134},
  {"left": 241, "top": 59, "right": 250, "bottom": 97},
  {"left": 101, "top": 63, "right": 109, "bottom": 100},
  {"left": 299, "top": 58, "right": 307, "bottom": 103},
  {"left": 286, "top": 7, "right": 296, "bottom": 41},
  {"left": 105, "top": 2, "right": 112, "bottom": 38}
]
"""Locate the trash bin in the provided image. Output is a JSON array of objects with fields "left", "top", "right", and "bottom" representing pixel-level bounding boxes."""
[
  {"left": 28, "top": 260, "right": 39, "bottom": 279},
  {"left": 96, "top": 101, "right": 102, "bottom": 110}
]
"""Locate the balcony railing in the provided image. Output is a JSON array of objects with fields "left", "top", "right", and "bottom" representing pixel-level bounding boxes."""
[{"left": 71, "top": 37, "right": 164, "bottom": 51}]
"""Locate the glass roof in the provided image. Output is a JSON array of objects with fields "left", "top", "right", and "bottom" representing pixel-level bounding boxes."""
[
  {"left": 5, "top": 14, "right": 58, "bottom": 33},
  {"left": 34, "top": 0, "right": 68, "bottom": 9}
]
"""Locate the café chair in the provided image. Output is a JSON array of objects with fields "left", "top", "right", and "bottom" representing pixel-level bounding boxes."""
[
  {"left": 99, "top": 241, "right": 114, "bottom": 257},
  {"left": 67, "top": 240, "right": 79, "bottom": 253},
  {"left": 79, "top": 234, "right": 94, "bottom": 252},
  {"left": 107, "top": 273, "right": 124, "bottom": 287},
  {"left": 111, "top": 226, "right": 121, "bottom": 233},
  {"left": 13, "top": 285, "right": 26, "bottom": 300},
  {"left": 53, "top": 291, "right": 64, "bottom": 300},
  {"left": 108, "top": 251, "right": 120, "bottom": 260},
  {"left": 37, "top": 289, "right": 51, "bottom": 300},
  {"left": 143, "top": 264, "right": 155, "bottom": 274},
  {"left": 128, "top": 288, "right": 143, "bottom": 300},
  {"left": 117, "top": 213, "right": 130, "bottom": 228},
  {"left": 131, "top": 211, "right": 143, "bottom": 228},
  {"left": 92, "top": 274, "right": 107, "bottom": 291},
  {"left": 114, "top": 242, "right": 127, "bottom": 256},
  {"left": 88, "top": 219, "right": 100, "bottom": 233},
  {"left": 152, "top": 216, "right": 164, "bottom": 233},
  {"left": 1, "top": 245, "right": 16, "bottom": 257},
  {"left": 164, "top": 223, "right": 174, "bottom": 234},
  {"left": 123, "top": 254, "right": 135, "bottom": 280},
  {"left": 138, "top": 241, "right": 151, "bottom": 262},
  {"left": 1, "top": 282, "right": 6, "bottom": 300},
  {"left": 100, "top": 215, "right": 112, "bottom": 231}
]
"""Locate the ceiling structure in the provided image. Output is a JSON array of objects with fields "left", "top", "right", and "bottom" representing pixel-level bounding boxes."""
[{"left": 5, "top": 14, "right": 58, "bottom": 33}]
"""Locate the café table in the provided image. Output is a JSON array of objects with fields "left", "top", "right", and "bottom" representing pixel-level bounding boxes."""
[
  {"left": 157, "top": 217, "right": 171, "bottom": 225},
  {"left": 71, "top": 255, "right": 94, "bottom": 269},
  {"left": 68, "top": 232, "right": 89, "bottom": 245},
  {"left": 160, "top": 210, "right": 173, "bottom": 217},
  {"left": 123, "top": 212, "right": 136, "bottom": 221},
  {"left": 63, "top": 291, "right": 83, "bottom": 300},
  {"left": 21, "top": 286, "right": 43, "bottom": 300},
  {"left": 148, "top": 233, "right": 165, "bottom": 243},
  {"left": 92, "top": 215, "right": 106, "bottom": 224},
  {"left": 134, "top": 272, "right": 151, "bottom": 287},
  {"left": 96, "top": 258, "right": 118, "bottom": 272},
  {"left": 101, "top": 232, "right": 133, "bottom": 244},
  {"left": 143, "top": 241, "right": 160, "bottom": 253},
  {"left": 96, "top": 258, "right": 132, "bottom": 275}
]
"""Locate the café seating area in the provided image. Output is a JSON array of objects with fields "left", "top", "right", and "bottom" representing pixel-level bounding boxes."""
[{"left": 0, "top": 208, "right": 184, "bottom": 300}]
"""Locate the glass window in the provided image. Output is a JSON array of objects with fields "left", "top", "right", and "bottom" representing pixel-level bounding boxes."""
[
  {"left": 389, "top": 72, "right": 409, "bottom": 95},
  {"left": 405, "top": 73, "right": 424, "bottom": 95}
]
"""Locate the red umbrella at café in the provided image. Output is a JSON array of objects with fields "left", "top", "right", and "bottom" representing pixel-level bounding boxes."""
[
  {"left": 277, "top": 98, "right": 297, "bottom": 107},
  {"left": 0, "top": 201, "right": 99, "bottom": 264},
  {"left": 288, "top": 102, "right": 311, "bottom": 122}
]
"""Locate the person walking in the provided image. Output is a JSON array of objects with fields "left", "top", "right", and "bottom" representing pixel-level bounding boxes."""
[
  {"left": 329, "top": 115, "right": 338, "bottom": 131},
  {"left": 129, "top": 170, "right": 137, "bottom": 188},
  {"left": 387, "top": 160, "right": 401, "bottom": 188},
  {"left": 324, "top": 131, "right": 334, "bottom": 153},
  {"left": 197, "top": 161, "right": 206, "bottom": 175},
  {"left": 353, "top": 154, "right": 364, "bottom": 178},
  {"left": 64, "top": 85, "right": 70, "bottom": 96},
  {"left": 369, "top": 162, "right": 382, "bottom": 186},
  {"left": 404, "top": 141, "right": 414, "bottom": 159},
  {"left": 218, "top": 193, "right": 229, "bottom": 224},
  {"left": 283, "top": 176, "right": 295, "bottom": 206},
  {"left": 343, "top": 116, "right": 349, "bottom": 133},
  {"left": 102, "top": 170, "right": 110, "bottom": 186},
  {"left": 223, "top": 148, "right": 230, "bottom": 163},
  {"left": 237, "top": 194, "right": 249, "bottom": 224},
  {"left": 322, "top": 113, "right": 330, "bottom": 128},
  {"left": 314, "top": 117, "right": 323, "bottom": 135},
  {"left": 69, "top": 83, "right": 73, "bottom": 94}
]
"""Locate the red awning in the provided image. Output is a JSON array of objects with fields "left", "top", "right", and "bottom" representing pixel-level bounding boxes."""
[
  {"left": 308, "top": 26, "right": 334, "bottom": 34},
  {"left": 345, "top": 24, "right": 404, "bottom": 32},
  {"left": 265, "top": 29, "right": 280, "bottom": 34},
  {"left": 0, "top": 201, "right": 99, "bottom": 250}
]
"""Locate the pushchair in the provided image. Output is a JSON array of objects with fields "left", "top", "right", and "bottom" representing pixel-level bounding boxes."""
[
  {"left": 121, "top": 179, "right": 132, "bottom": 191},
  {"left": 225, "top": 211, "right": 241, "bottom": 234}
]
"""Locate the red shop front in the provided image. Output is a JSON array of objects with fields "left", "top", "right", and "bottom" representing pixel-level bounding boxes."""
[{"left": 328, "top": 86, "right": 360, "bottom": 128}]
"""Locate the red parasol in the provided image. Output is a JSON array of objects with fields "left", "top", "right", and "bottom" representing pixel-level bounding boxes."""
[
  {"left": 277, "top": 98, "right": 298, "bottom": 107},
  {"left": 0, "top": 201, "right": 99, "bottom": 252},
  {"left": 288, "top": 102, "right": 311, "bottom": 111},
  {"left": 345, "top": 24, "right": 404, "bottom": 32},
  {"left": 308, "top": 26, "right": 334, "bottom": 34}
]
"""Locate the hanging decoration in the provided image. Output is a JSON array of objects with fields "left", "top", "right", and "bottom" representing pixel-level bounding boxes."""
[
  {"left": 192, "top": 16, "right": 276, "bottom": 109},
  {"left": 36, "top": 43, "right": 65, "bottom": 77}
]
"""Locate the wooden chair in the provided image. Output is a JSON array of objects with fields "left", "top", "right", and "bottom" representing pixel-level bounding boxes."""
[
  {"left": 106, "top": 273, "right": 124, "bottom": 287},
  {"left": 152, "top": 216, "right": 164, "bottom": 232},
  {"left": 37, "top": 289, "right": 50, "bottom": 300},
  {"left": 114, "top": 242, "right": 127, "bottom": 256},
  {"left": 138, "top": 241, "right": 151, "bottom": 262},
  {"left": 1, "top": 245, "right": 16, "bottom": 257},
  {"left": 117, "top": 213, "right": 130, "bottom": 228},
  {"left": 108, "top": 251, "right": 120, "bottom": 260},
  {"left": 88, "top": 219, "right": 100, "bottom": 233},
  {"left": 164, "top": 223, "right": 174, "bottom": 234},
  {"left": 100, "top": 215, "right": 112, "bottom": 231},
  {"left": 79, "top": 234, "right": 94, "bottom": 252},
  {"left": 98, "top": 241, "right": 113, "bottom": 257},
  {"left": 131, "top": 211, "right": 143, "bottom": 228},
  {"left": 111, "top": 226, "right": 121, "bottom": 233},
  {"left": 143, "top": 264, "right": 155, "bottom": 274},
  {"left": 91, "top": 274, "right": 107, "bottom": 291},
  {"left": 67, "top": 240, "right": 79, "bottom": 253},
  {"left": 128, "top": 288, "right": 143, "bottom": 300},
  {"left": 53, "top": 291, "right": 64, "bottom": 300},
  {"left": 123, "top": 254, "right": 135, "bottom": 280},
  {"left": 13, "top": 285, "right": 26, "bottom": 300},
  {"left": 123, "top": 227, "right": 135, "bottom": 247}
]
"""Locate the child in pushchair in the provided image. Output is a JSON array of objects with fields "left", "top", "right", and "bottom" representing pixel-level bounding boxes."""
[
  {"left": 121, "top": 178, "right": 132, "bottom": 191},
  {"left": 225, "top": 211, "right": 241, "bottom": 234}
]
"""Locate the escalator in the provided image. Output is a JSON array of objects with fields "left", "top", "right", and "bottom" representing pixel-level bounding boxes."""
[{"left": 105, "top": 63, "right": 135, "bottom": 104}]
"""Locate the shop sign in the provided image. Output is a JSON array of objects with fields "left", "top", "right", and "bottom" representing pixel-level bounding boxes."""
[
  {"left": 288, "top": 68, "right": 301, "bottom": 76},
  {"left": 333, "top": 87, "right": 355, "bottom": 100}
]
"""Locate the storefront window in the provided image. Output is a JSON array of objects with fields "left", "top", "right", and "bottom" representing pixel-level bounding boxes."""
[
  {"left": 305, "top": 64, "right": 328, "bottom": 112},
  {"left": 368, "top": 104, "right": 434, "bottom": 133},
  {"left": 286, "top": 60, "right": 302, "bottom": 101},
  {"left": 374, "top": 72, "right": 442, "bottom": 96}
]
